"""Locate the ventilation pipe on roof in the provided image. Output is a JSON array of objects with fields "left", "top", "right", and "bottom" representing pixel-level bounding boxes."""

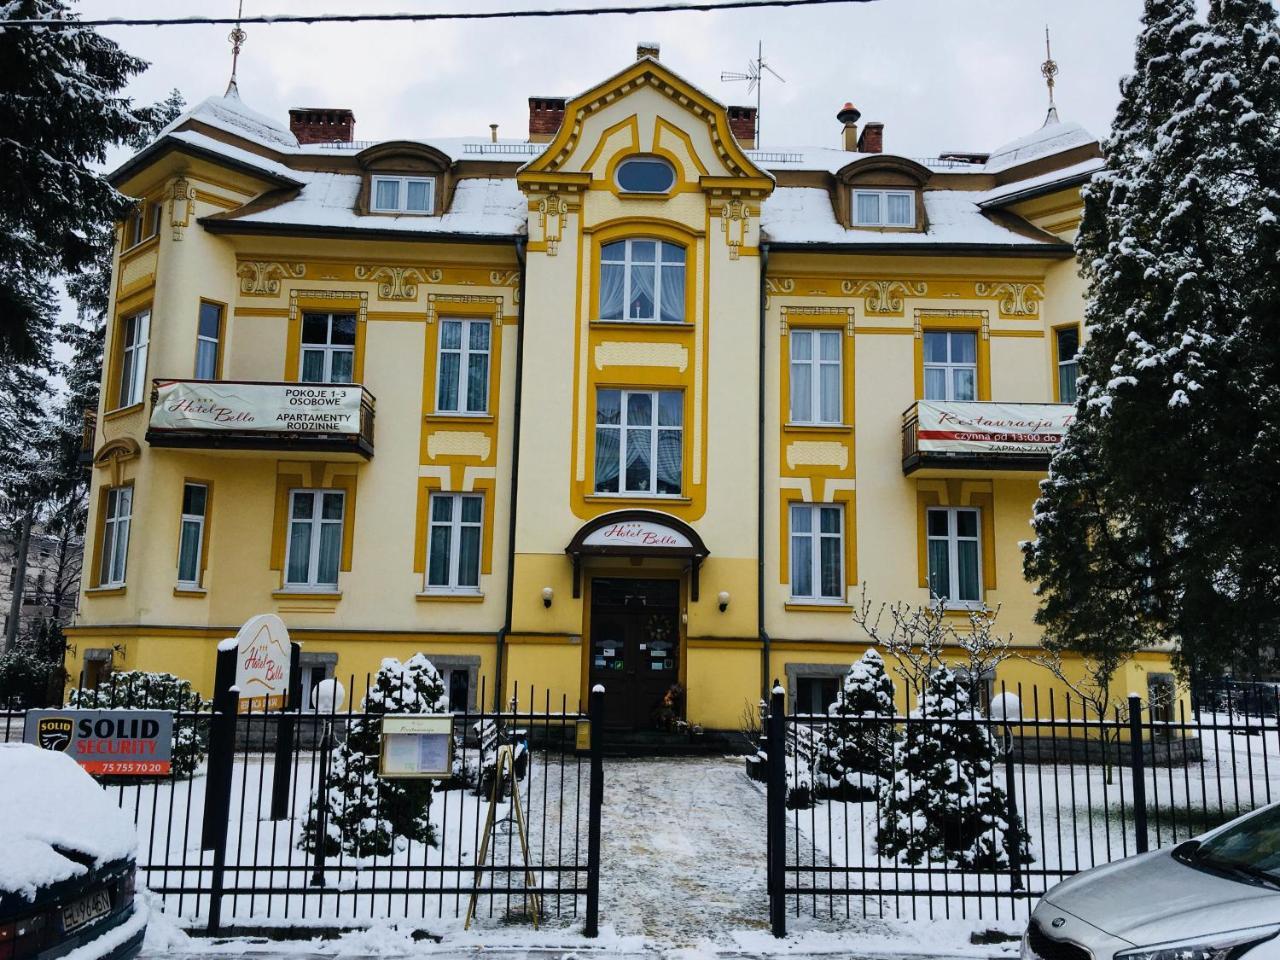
[
  {"left": 837, "top": 102, "right": 861, "bottom": 152},
  {"left": 490, "top": 123, "right": 499, "bottom": 143}
]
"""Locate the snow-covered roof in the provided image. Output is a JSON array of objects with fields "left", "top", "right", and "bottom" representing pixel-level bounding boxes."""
[
  {"left": 0, "top": 744, "right": 138, "bottom": 901},
  {"left": 161, "top": 90, "right": 299, "bottom": 151},
  {"left": 167, "top": 130, "right": 304, "bottom": 184},
  {"left": 978, "top": 157, "right": 1105, "bottom": 208},
  {"left": 983, "top": 121, "right": 1097, "bottom": 173},
  {"left": 760, "top": 187, "right": 1068, "bottom": 250},
  {"left": 211, "top": 173, "right": 527, "bottom": 238}
]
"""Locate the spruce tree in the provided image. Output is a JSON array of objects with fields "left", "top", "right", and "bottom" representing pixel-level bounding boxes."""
[
  {"left": 815, "top": 648, "right": 896, "bottom": 801},
  {"left": 301, "top": 655, "right": 448, "bottom": 858},
  {"left": 0, "top": 0, "right": 149, "bottom": 361},
  {"left": 877, "top": 668, "right": 1031, "bottom": 871}
]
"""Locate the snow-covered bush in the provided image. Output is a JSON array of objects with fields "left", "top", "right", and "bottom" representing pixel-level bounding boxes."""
[
  {"left": 815, "top": 648, "right": 896, "bottom": 802},
  {"left": 67, "top": 670, "right": 207, "bottom": 779},
  {"left": 876, "top": 667, "right": 1031, "bottom": 870},
  {"left": 300, "top": 654, "right": 447, "bottom": 858}
]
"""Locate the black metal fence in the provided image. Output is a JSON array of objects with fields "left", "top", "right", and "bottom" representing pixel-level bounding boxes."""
[
  {"left": 3, "top": 658, "right": 604, "bottom": 936},
  {"left": 764, "top": 683, "right": 1280, "bottom": 935}
]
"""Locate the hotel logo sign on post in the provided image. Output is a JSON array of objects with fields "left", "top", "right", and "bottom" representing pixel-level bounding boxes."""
[
  {"left": 232, "top": 614, "right": 292, "bottom": 714},
  {"left": 149, "top": 381, "right": 362, "bottom": 435},
  {"left": 915, "top": 401, "right": 1075, "bottom": 455},
  {"left": 582, "top": 520, "right": 692, "bottom": 550},
  {"left": 24, "top": 710, "right": 174, "bottom": 776}
]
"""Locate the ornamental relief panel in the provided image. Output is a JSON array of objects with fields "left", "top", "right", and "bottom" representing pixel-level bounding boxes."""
[
  {"left": 842, "top": 279, "right": 928, "bottom": 315},
  {"left": 785, "top": 441, "right": 850, "bottom": 471},
  {"left": 354, "top": 265, "right": 440, "bottom": 301},
  {"left": 426, "top": 431, "right": 492, "bottom": 461},
  {"left": 594, "top": 341, "right": 689, "bottom": 372},
  {"left": 765, "top": 276, "right": 1047, "bottom": 319},
  {"left": 238, "top": 261, "right": 306, "bottom": 297},
  {"left": 973, "top": 281, "right": 1045, "bottom": 317}
]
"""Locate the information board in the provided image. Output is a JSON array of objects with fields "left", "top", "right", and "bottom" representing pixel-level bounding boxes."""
[{"left": 379, "top": 715, "right": 454, "bottom": 778}]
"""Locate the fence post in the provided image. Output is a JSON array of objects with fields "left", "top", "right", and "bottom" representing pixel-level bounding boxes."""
[
  {"left": 1128, "top": 694, "right": 1149, "bottom": 854},
  {"left": 585, "top": 684, "right": 604, "bottom": 939},
  {"left": 767, "top": 682, "right": 786, "bottom": 939},
  {"left": 1003, "top": 723, "right": 1023, "bottom": 890},
  {"left": 269, "top": 642, "right": 302, "bottom": 821},
  {"left": 201, "top": 643, "right": 240, "bottom": 933}
]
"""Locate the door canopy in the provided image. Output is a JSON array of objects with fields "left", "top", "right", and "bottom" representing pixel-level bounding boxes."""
[{"left": 566, "top": 510, "right": 709, "bottom": 600}]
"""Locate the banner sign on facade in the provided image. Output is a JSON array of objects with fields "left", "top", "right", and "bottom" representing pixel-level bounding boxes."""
[
  {"left": 915, "top": 401, "right": 1075, "bottom": 455},
  {"left": 582, "top": 519, "right": 693, "bottom": 550},
  {"left": 24, "top": 709, "right": 174, "bottom": 776},
  {"left": 233, "top": 614, "right": 292, "bottom": 714},
  {"left": 149, "top": 381, "right": 362, "bottom": 435}
]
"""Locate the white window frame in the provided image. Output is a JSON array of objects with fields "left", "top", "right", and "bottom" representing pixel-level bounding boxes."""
[
  {"left": 425, "top": 492, "right": 484, "bottom": 593},
  {"left": 594, "top": 388, "right": 684, "bottom": 497},
  {"left": 176, "top": 482, "right": 208, "bottom": 587},
  {"left": 1056, "top": 326, "right": 1081, "bottom": 403},
  {"left": 926, "top": 506, "right": 983, "bottom": 609},
  {"left": 598, "top": 238, "right": 686, "bottom": 323},
  {"left": 436, "top": 317, "right": 491, "bottom": 414},
  {"left": 923, "top": 330, "right": 978, "bottom": 402},
  {"left": 99, "top": 487, "right": 133, "bottom": 588},
  {"left": 789, "top": 503, "right": 845, "bottom": 603},
  {"left": 195, "top": 301, "right": 222, "bottom": 380},
  {"left": 299, "top": 312, "right": 356, "bottom": 384},
  {"left": 284, "top": 489, "right": 345, "bottom": 590},
  {"left": 117, "top": 310, "right": 150, "bottom": 409},
  {"left": 789, "top": 328, "right": 843, "bottom": 425},
  {"left": 852, "top": 189, "right": 916, "bottom": 227},
  {"left": 370, "top": 175, "right": 435, "bottom": 214}
]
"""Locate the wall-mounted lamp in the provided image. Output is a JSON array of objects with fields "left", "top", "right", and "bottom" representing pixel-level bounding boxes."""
[
  {"left": 542, "top": 586, "right": 554, "bottom": 608},
  {"left": 717, "top": 590, "right": 730, "bottom": 613}
]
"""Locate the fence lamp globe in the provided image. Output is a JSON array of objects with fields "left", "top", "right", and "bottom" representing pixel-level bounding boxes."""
[
  {"left": 542, "top": 586, "right": 554, "bottom": 608},
  {"left": 311, "top": 677, "right": 346, "bottom": 714},
  {"left": 717, "top": 591, "right": 730, "bottom": 613},
  {"left": 989, "top": 691, "right": 1021, "bottom": 752}
]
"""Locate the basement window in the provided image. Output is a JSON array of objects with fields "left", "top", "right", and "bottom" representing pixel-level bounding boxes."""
[
  {"left": 371, "top": 175, "right": 435, "bottom": 214},
  {"left": 852, "top": 189, "right": 915, "bottom": 227}
]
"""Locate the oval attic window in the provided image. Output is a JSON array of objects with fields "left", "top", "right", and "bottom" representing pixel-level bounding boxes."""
[{"left": 616, "top": 157, "right": 676, "bottom": 193}]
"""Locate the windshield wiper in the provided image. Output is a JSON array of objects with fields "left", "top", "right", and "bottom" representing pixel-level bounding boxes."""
[{"left": 1195, "top": 853, "right": 1280, "bottom": 890}]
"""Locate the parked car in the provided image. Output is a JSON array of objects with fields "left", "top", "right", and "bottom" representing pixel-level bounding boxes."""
[
  {"left": 1024, "top": 802, "right": 1280, "bottom": 959},
  {"left": 0, "top": 743, "right": 145, "bottom": 960}
]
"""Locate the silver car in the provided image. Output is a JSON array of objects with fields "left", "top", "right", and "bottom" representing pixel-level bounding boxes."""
[{"left": 1024, "top": 803, "right": 1280, "bottom": 960}]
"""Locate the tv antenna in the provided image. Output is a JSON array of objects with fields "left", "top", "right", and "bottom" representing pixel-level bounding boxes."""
[{"left": 721, "top": 41, "right": 785, "bottom": 145}]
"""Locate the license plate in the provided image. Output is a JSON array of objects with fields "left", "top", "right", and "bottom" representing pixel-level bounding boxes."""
[{"left": 62, "top": 889, "right": 111, "bottom": 933}]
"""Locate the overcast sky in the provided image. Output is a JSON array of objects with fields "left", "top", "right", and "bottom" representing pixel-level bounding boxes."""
[{"left": 94, "top": 0, "right": 1144, "bottom": 159}]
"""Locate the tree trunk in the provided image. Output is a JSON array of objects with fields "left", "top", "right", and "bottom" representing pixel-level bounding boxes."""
[{"left": 3, "top": 506, "right": 34, "bottom": 655}]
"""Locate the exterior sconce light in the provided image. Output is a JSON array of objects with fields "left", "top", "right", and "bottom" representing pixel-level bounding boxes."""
[
  {"left": 717, "top": 590, "right": 730, "bottom": 613},
  {"left": 542, "top": 586, "right": 554, "bottom": 608}
]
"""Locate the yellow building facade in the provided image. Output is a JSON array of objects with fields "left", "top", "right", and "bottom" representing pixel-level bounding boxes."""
[{"left": 68, "top": 52, "right": 1174, "bottom": 732}]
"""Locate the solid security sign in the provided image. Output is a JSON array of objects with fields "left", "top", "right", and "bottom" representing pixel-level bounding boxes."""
[{"left": 24, "top": 709, "right": 174, "bottom": 776}]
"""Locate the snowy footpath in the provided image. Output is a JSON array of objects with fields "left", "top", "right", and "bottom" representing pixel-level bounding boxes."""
[{"left": 139, "top": 756, "right": 1016, "bottom": 959}]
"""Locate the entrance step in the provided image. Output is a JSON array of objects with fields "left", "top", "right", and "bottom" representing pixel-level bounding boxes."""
[{"left": 599, "top": 728, "right": 750, "bottom": 757}]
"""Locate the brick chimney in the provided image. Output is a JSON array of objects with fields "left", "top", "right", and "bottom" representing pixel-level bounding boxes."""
[
  {"left": 637, "top": 41, "right": 660, "bottom": 60},
  {"left": 857, "top": 121, "right": 884, "bottom": 154},
  {"left": 528, "top": 96, "right": 566, "bottom": 144},
  {"left": 288, "top": 108, "right": 355, "bottom": 145},
  {"left": 837, "top": 102, "right": 861, "bottom": 152},
  {"left": 727, "top": 105, "right": 757, "bottom": 149}
]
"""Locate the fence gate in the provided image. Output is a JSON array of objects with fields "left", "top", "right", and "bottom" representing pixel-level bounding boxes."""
[
  {"left": 6, "top": 651, "right": 605, "bottom": 935},
  {"left": 765, "top": 683, "right": 1279, "bottom": 937}
]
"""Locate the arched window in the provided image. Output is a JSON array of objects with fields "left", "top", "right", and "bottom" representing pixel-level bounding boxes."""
[
  {"left": 616, "top": 156, "right": 676, "bottom": 193},
  {"left": 599, "top": 239, "right": 685, "bottom": 323}
]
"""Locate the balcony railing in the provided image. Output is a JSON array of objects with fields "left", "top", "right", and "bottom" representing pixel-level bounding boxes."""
[
  {"left": 901, "top": 399, "right": 1074, "bottom": 474},
  {"left": 146, "top": 379, "right": 375, "bottom": 459}
]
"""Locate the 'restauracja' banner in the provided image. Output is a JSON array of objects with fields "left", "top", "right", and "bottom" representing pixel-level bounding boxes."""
[
  {"left": 149, "top": 381, "right": 362, "bottom": 435},
  {"left": 915, "top": 401, "right": 1075, "bottom": 454}
]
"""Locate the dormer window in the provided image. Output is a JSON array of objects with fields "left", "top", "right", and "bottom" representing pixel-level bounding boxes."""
[
  {"left": 371, "top": 175, "right": 435, "bottom": 214},
  {"left": 616, "top": 156, "right": 676, "bottom": 194},
  {"left": 853, "top": 189, "right": 915, "bottom": 227}
]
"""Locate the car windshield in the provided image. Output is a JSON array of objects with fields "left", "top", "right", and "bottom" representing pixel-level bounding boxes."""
[{"left": 1194, "top": 805, "right": 1280, "bottom": 884}]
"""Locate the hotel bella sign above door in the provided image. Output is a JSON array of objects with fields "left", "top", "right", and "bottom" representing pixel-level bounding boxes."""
[
  {"left": 231, "top": 614, "right": 292, "bottom": 714},
  {"left": 581, "top": 520, "right": 694, "bottom": 550}
]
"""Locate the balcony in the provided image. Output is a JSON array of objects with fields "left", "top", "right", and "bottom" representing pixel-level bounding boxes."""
[
  {"left": 901, "top": 400, "right": 1074, "bottom": 475},
  {"left": 146, "top": 379, "right": 375, "bottom": 459},
  {"left": 78, "top": 409, "right": 97, "bottom": 464}
]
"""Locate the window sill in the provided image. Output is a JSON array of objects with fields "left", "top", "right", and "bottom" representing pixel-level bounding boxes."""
[
  {"left": 102, "top": 402, "right": 146, "bottom": 422},
  {"left": 785, "top": 601, "right": 853, "bottom": 613},
  {"left": 416, "top": 591, "right": 485, "bottom": 603},
  {"left": 585, "top": 494, "right": 692, "bottom": 504},
  {"left": 86, "top": 586, "right": 127, "bottom": 598},
  {"left": 588, "top": 319, "right": 695, "bottom": 330},
  {"left": 847, "top": 224, "right": 919, "bottom": 233},
  {"left": 425, "top": 412, "right": 494, "bottom": 424},
  {"left": 942, "top": 604, "right": 988, "bottom": 617},
  {"left": 173, "top": 586, "right": 207, "bottom": 598},
  {"left": 272, "top": 589, "right": 342, "bottom": 601},
  {"left": 784, "top": 422, "right": 853, "bottom": 433}
]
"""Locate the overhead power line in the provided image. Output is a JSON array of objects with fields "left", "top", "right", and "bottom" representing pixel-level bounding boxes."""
[{"left": 1, "top": 0, "right": 878, "bottom": 29}]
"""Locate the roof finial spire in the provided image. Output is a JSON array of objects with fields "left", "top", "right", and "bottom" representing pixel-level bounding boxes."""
[
  {"left": 1040, "top": 25, "right": 1060, "bottom": 127},
  {"left": 225, "top": 0, "right": 247, "bottom": 98}
]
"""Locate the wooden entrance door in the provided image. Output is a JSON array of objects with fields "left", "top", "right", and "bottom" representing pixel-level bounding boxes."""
[{"left": 588, "top": 578, "right": 681, "bottom": 730}]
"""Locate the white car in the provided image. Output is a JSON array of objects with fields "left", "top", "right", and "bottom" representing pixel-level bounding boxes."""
[{"left": 1024, "top": 802, "right": 1280, "bottom": 960}]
